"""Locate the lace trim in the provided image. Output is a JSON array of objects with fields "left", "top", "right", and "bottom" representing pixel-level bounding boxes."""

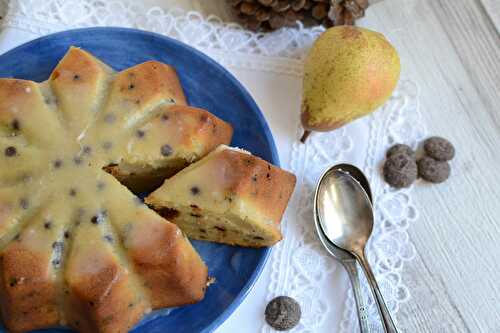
[
  {"left": 0, "top": 0, "right": 323, "bottom": 75},
  {"left": 262, "top": 80, "right": 424, "bottom": 333},
  {"left": 0, "top": 1, "right": 425, "bottom": 332}
]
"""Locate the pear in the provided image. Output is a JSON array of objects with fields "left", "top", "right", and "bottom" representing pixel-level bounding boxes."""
[{"left": 300, "top": 26, "right": 400, "bottom": 142}]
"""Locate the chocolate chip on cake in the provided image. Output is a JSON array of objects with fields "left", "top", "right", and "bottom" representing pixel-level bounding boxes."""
[
  {"left": 97, "top": 181, "right": 106, "bottom": 191},
  {"left": 73, "top": 156, "right": 83, "bottom": 165},
  {"left": 90, "top": 216, "right": 99, "bottom": 225},
  {"left": 265, "top": 296, "right": 301, "bottom": 331},
  {"left": 11, "top": 119, "right": 20, "bottom": 131},
  {"left": 102, "top": 141, "right": 113, "bottom": 150},
  {"left": 383, "top": 153, "right": 418, "bottom": 188},
  {"left": 423, "top": 136, "right": 455, "bottom": 161},
  {"left": 160, "top": 144, "right": 173, "bottom": 156},
  {"left": 104, "top": 114, "right": 116, "bottom": 124},
  {"left": 386, "top": 143, "right": 415, "bottom": 159},
  {"left": 417, "top": 156, "right": 450, "bottom": 183},
  {"left": 136, "top": 130, "right": 145, "bottom": 138},
  {"left": 4, "top": 146, "right": 17, "bottom": 157},
  {"left": 19, "top": 198, "right": 29, "bottom": 210},
  {"left": 69, "top": 188, "right": 77, "bottom": 197},
  {"left": 190, "top": 186, "right": 200, "bottom": 195},
  {"left": 53, "top": 159, "right": 63, "bottom": 169},
  {"left": 73, "top": 74, "right": 80, "bottom": 80},
  {"left": 82, "top": 146, "right": 92, "bottom": 155},
  {"left": 44, "top": 221, "right": 52, "bottom": 229}
]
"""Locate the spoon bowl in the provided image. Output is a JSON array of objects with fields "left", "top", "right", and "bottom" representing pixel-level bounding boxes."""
[
  {"left": 316, "top": 168, "right": 374, "bottom": 254},
  {"left": 315, "top": 163, "right": 399, "bottom": 333}
]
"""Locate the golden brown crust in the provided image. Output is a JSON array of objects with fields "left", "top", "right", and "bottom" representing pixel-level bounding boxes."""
[
  {"left": 50, "top": 47, "right": 109, "bottom": 85},
  {"left": 124, "top": 212, "right": 208, "bottom": 308},
  {"left": 0, "top": 245, "right": 59, "bottom": 333},
  {"left": 65, "top": 248, "right": 147, "bottom": 333},
  {"left": 146, "top": 146, "right": 296, "bottom": 247},
  {"left": 219, "top": 149, "right": 296, "bottom": 226},
  {"left": 110, "top": 61, "right": 187, "bottom": 107}
]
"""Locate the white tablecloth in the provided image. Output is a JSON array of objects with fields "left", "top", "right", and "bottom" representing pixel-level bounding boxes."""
[{"left": 0, "top": 1, "right": 426, "bottom": 332}]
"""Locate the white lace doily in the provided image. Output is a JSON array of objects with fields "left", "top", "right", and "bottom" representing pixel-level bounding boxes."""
[{"left": 0, "top": 1, "right": 426, "bottom": 332}]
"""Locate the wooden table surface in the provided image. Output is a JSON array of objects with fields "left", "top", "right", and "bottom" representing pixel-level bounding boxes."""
[{"left": 149, "top": 0, "right": 500, "bottom": 331}]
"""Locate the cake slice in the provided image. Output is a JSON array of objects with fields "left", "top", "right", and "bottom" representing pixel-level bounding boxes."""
[
  {"left": 146, "top": 145, "right": 296, "bottom": 247},
  {"left": 105, "top": 105, "right": 233, "bottom": 192}
]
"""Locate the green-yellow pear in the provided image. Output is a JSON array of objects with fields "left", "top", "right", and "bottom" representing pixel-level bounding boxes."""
[{"left": 300, "top": 26, "right": 400, "bottom": 142}]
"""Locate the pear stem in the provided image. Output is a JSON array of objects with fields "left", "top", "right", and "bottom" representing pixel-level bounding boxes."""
[{"left": 300, "top": 130, "right": 311, "bottom": 143}]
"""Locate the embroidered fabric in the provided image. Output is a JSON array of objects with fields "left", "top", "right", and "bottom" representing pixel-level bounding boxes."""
[{"left": 0, "top": 1, "right": 426, "bottom": 332}]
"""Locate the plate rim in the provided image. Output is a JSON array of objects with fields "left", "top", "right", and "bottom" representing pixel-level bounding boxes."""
[{"left": 0, "top": 26, "right": 280, "bottom": 333}]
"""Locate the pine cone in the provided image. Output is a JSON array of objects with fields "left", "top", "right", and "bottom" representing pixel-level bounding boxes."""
[{"left": 229, "top": 0, "right": 369, "bottom": 31}]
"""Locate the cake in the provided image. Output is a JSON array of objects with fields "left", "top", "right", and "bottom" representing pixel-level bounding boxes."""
[
  {"left": 146, "top": 145, "right": 296, "bottom": 247},
  {"left": 105, "top": 104, "right": 233, "bottom": 192},
  {"left": 0, "top": 47, "right": 222, "bottom": 333}
]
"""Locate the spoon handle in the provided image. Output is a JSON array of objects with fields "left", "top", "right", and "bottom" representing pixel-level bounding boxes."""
[
  {"left": 357, "top": 252, "right": 399, "bottom": 333},
  {"left": 343, "top": 260, "right": 371, "bottom": 333}
]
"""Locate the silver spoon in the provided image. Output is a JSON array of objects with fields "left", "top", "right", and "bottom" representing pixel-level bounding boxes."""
[
  {"left": 315, "top": 164, "right": 399, "bottom": 333},
  {"left": 314, "top": 165, "right": 372, "bottom": 333}
]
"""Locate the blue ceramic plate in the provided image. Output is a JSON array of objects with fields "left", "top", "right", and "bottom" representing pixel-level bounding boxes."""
[{"left": 0, "top": 27, "right": 279, "bottom": 333}]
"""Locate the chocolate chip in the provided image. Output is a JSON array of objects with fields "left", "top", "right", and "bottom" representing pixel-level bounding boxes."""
[
  {"left": 11, "top": 119, "right": 20, "bottom": 131},
  {"left": 214, "top": 226, "right": 226, "bottom": 232},
  {"left": 128, "top": 84, "right": 135, "bottom": 90},
  {"left": 64, "top": 231, "right": 71, "bottom": 239},
  {"left": 83, "top": 146, "right": 92, "bottom": 155},
  {"left": 102, "top": 141, "right": 113, "bottom": 150},
  {"left": 128, "top": 303, "right": 134, "bottom": 308},
  {"left": 69, "top": 188, "right": 77, "bottom": 197},
  {"left": 423, "top": 137, "right": 455, "bottom": 161},
  {"left": 73, "top": 74, "right": 80, "bottom": 80},
  {"left": 9, "top": 278, "right": 17, "bottom": 287},
  {"left": 53, "top": 159, "right": 63, "bottom": 169},
  {"left": 417, "top": 156, "right": 450, "bottom": 183},
  {"left": 73, "top": 156, "right": 83, "bottom": 165},
  {"left": 169, "top": 98, "right": 175, "bottom": 103},
  {"left": 383, "top": 153, "right": 417, "bottom": 188},
  {"left": 161, "top": 114, "right": 169, "bottom": 121},
  {"left": 52, "top": 241, "right": 63, "bottom": 249},
  {"left": 91, "top": 216, "right": 99, "bottom": 224},
  {"left": 97, "top": 181, "right": 106, "bottom": 191},
  {"left": 265, "top": 296, "right": 301, "bottom": 331},
  {"left": 386, "top": 144, "right": 415, "bottom": 159},
  {"left": 190, "top": 186, "right": 200, "bottom": 195},
  {"left": 104, "top": 114, "right": 116, "bottom": 124},
  {"left": 19, "top": 198, "right": 29, "bottom": 210},
  {"left": 160, "top": 144, "right": 173, "bottom": 156},
  {"left": 252, "top": 175, "right": 258, "bottom": 182},
  {"left": 199, "top": 228, "right": 207, "bottom": 233},
  {"left": 5, "top": 146, "right": 17, "bottom": 157},
  {"left": 158, "top": 207, "right": 179, "bottom": 220},
  {"left": 136, "top": 130, "right": 145, "bottom": 138},
  {"left": 44, "top": 221, "right": 52, "bottom": 229}
]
